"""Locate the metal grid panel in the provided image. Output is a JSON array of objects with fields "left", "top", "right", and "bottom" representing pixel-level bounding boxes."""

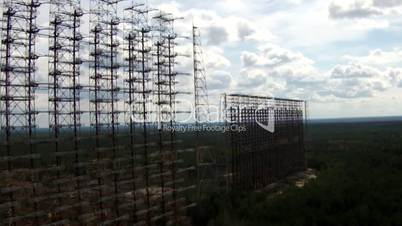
[{"left": 224, "top": 94, "right": 306, "bottom": 191}]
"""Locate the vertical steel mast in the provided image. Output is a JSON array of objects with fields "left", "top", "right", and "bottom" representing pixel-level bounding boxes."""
[
  {"left": 0, "top": 0, "right": 40, "bottom": 224},
  {"left": 192, "top": 25, "right": 217, "bottom": 199},
  {"left": 48, "top": 0, "right": 83, "bottom": 222},
  {"left": 137, "top": 7, "right": 153, "bottom": 225},
  {"left": 153, "top": 11, "right": 171, "bottom": 225},
  {"left": 123, "top": 2, "right": 144, "bottom": 224},
  {"left": 89, "top": 0, "right": 121, "bottom": 222},
  {"left": 192, "top": 25, "right": 209, "bottom": 123},
  {"left": 0, "top": 0, "right": 201, "bottom": 224},
  {"left": 124, "top": 4, "right": 155, "bottom": 225}
]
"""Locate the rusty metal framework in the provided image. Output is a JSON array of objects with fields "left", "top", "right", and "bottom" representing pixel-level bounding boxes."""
[{"left": 223, "top": 94, "right": 306, "bottom": 191}]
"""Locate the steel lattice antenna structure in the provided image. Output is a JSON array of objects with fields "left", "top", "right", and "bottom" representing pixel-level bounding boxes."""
[
  {"left": 0, "top": 0, "right": 196, "bottom": 224},
  {"left": 133, "top": 5, "right": 154, "bottom": 225},
  {"left": 223, "top": 94, "right": 306, "bottom": 191},
  {"left": 0, "top": 0, "right": 41, "bottom": 224},
  {"left": 0, "top": 0, "right": 308, "bottom": 224},
  {"left": 192, "top": 25, "right": 209, "bottom": 123},
  {"left": 123, "top": 3, "right": 155, "bottom": 225},
  {"left": 153, "top": 11, "right": 175, "bottom": 225},
  {"left": 89, "top": 0, "right": 122, "bottom": 222},
  {"left": 153, "top": 12, "right": 196, "bottom": 225},
  {"left": 48, "top": 0, "right": 83, "bottom": 221},
  {"left": 122, "top": 2, "right": 145, "bottom": 224},
  {"left": 192, "top": 25, "right": 218, "bottom": 199}
]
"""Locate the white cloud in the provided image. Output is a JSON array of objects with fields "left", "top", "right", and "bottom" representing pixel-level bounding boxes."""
[
  {"left": 388, "top": 68, "right": 402, "bottom": 87},
  {"left": 344, "top": 49, "right": 402, "bottom": 68},
  {"left": 203, "top": 47, "right": 231, "bottom": 69},
  {"left": 206, "top": 25, "right": 229, "bottom": 45},
  {"left": 236, "top": 69, "right": 267, "bottom": 89},
  {"left": 208, "top": 71, "right": 232, "bottom": 91},
  {"left": 238, "top": 44, "right": 402, "bottom": 102},
  {"left": 4, "top": 0, "right": 402, "bottom": 118},
  {"left": 329, "top": 0, "right": 402, "bottom": 19},
  {"left": 326, "top": 63, "right": 395, "bottom": 98},
  {"left": 236, "top": 44, "right": 327, "bottom": 101},
  {"left": 241, "top": 51, "right": 259, "bottom": 67},
  {"left": 261, "top": 0, "right": 389, "bottom": 49},
  {"left": 241, "top": 45, "right": 312, "bottom": 68},
  {"left": 330, "top": 64, "right": 381, "bottom": 79},
  {"left": 329, "top": 0, "right": 382, "bottom": 19},
  {"left": 373, "top": 0, "right": 402, "bottom": 8}
]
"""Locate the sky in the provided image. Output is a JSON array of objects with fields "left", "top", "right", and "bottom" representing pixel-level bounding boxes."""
[
  {"left": 3, "top": 0, "right": 402, "bottom": 120},
  {"left": 150, "top": 0, "right": 402, "bottom": 119}
]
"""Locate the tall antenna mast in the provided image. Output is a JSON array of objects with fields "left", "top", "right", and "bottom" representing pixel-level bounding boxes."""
[
  {"left": 192, "top": 25, "right": 209, "bottom": 123},
  {"left": 192, "top": 25, "right": 217, "bottom": 199}
]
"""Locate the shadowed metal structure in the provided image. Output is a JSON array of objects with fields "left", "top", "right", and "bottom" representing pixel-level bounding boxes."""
[
  {"left": 0, "top": 0, "right": 41, "bottom": 225},
  {"left": 0, "top": 0, "right": 196, "bottom": 225},
  {"left": 47, "top": 0, "right": 84, "bottom": 224},
  {"left": 223, "top": 94, "right": 306, "bottom": 191},
  {"left": 0, "top": 0, "right": 307, "bottom": 225}
]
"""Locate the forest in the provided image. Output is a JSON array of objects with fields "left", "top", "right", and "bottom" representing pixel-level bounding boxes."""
[{"left": 191, "top": 119, "right": 402, "bottom": 226}]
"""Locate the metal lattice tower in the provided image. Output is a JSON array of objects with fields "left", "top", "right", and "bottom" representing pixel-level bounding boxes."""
[
  {"left": 153, "top": 11, "right": 175, "bottom": 225},
  {"left": 122, "top": 2, "right": 144, "bottom": 224},
  {"left": 192, "top": 25, "right": 209, "bottom": 123},
  {"left": 123, "top": 5, "right": 196, "bottom": 224},
  {"left": 154, "top": 12, "right": 185, "bottom": 225},
  {"left": 47, "top": 0, "right": 83, "bottom": 222},
  {"left": 133, "top": 5, "right": 154, "bottom": 225},
  {"left": 89, "top": 0, "right": 121, "bottom": 222},
  {"left": 123, "top": 3, "right": 157, "bottom": 225},
  {"left": 0, "top": 0, "right": 199, "bottom": 224},
  {"left": 153, "top": 11, "right": 198, "bottom": 226},
  {"left": 0, "top": 0, "right": 41, "bottom": 224},
  {"left": 192, "top": 25, "right": 217, "bottom": 199}
]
